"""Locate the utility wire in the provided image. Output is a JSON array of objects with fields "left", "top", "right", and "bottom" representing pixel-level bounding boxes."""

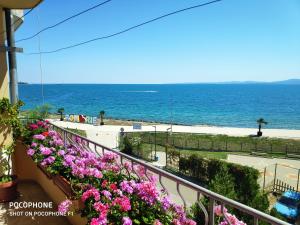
[
  {"left": 26, "top": 0, "right": 222, "bottom": 55},
  {"left": 16, "top": 0, "right": 113, "bottom": 43}
]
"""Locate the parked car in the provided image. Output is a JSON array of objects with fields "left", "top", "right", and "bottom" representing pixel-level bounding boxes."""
[{"left": 274, "top": 191, "right": 300, "bottom": 220}]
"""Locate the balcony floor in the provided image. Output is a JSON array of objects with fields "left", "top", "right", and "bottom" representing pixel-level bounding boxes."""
[{"left": 0, "top": 180, "right": 70, "bottom": 225}]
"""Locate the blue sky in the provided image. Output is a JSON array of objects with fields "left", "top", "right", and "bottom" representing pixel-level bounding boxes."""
[{"left": 16, "top": 0, "right": 300, "bottom": 84}]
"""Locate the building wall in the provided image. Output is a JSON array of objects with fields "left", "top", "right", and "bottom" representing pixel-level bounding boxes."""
[{"left": 0, "top": 8, "right": 13, "bottom": 149}]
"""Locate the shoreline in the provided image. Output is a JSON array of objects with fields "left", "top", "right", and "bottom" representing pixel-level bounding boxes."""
[
  {"left": 21, "top": 110, "right": 300, "bottom": 130},
  {"left": 49, "top": 118, "right": 300, "bottom": 141}
]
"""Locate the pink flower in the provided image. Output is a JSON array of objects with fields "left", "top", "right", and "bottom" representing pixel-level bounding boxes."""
[
  {"left": 102, "top": 152, "right": 118, "bottom": 163},
  {"left": 42, "top": 156, "right": 56, "bottom": 165},
  {"left": 33, "top": 134, "right": 45, "bottom": 140},
  {"left": 120, "top": 180, "right": 134, "bottom": 194},
  {"left": 93, "top": 202, "right": 109, "bottom": 213},
  {"left": 110, "top": 183, "right": 118, "bottom": 191},
  {"left": 40, "top": 146, "right": 52, "bottom": 155},
  {"left": 90, "top": 168, "right": 103, "bottom": 178},
  {"left": 58, "top": 150, "right": 65, "bottom": 156},
  {"left": 31, "top": 142, "right": 38, "bottom": 148},
  {"left": 122, "top": 217, "right": 132, "bottom": 225},
  {"left": 101, "top": 180, "right": 108, "bottom": 188},
  {"left": 90, "top": 217, "right": 107, "bottom": 225},
  {"left": 214, "top": 205, "right": 228, "bottom": 217},
  {"left": 82, "top": 188, "right": 100, "bottom": 202},
  {"left": 124, "top": 161, "right": 132, "bottom": 171},
  {"left": 112, "top": 196, "right": 131, "bottom": 212},
  {"left": 27, "top": 148, "right": 35, "bottom": 156},
  {"left": 101, "top": 190, "right": 112, "bottom": 200},
  {"left": 136, "top": 181, "right": 159, "bottom": 205},
  {"left": 161, "top": 196, "right": 171, "bottom": 210},
  {"left": 154, "top": 219, "right": 163, "bottom": 225},
  {"left": 134, "top": 165, "right": 146, "bottom": 177},
  {"left": 58, "top": 199, "right": 72, "bottom": 214},
  {"left": 172, "top": 219, "right": 181, "bottom": 225},
  {"left": 29, "top": 124, "right": 38, "bottom": 130},
  {"left": 184, "top": 219, "right": 197, "bottom": 225}
]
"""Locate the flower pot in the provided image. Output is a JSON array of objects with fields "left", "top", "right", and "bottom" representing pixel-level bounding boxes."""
[
  {"left": 37, "top": 164, "right": 52, "bottom": 178},
  {"left": 53, "top": 175, "right": 74, "bottom": 198},
  {"left": 0, "top": 175, "right": 19, "bottom": 202},
  {"left": 72, "top": 198, "right": 85, "bottom": 212}
]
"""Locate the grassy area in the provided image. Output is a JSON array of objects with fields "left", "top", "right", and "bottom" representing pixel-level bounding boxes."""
[
  {"left": 142, "top": 143, "right": 228, "bottom": 160},
  {"left": 125, "top": 132, "right": 300, "bottom": 159},
  {"left": 65, "top": 128, "right": 87, "bottom": 137}
]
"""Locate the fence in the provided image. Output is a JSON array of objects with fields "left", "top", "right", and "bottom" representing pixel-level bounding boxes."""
[
  {"left": 273, "top": 179, "right": 298, "bottom": 194},
  {"left": 262, "top": 163, "right": 300, "bottom": 194},
  {"left": 47, "top": 122, "right": 289, "bottom": 225},
  {"left": 124, "top": 132, "right": 300, "bottom": 158}
]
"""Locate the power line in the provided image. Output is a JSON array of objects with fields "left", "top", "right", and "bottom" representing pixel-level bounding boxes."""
[
  {"left": 26, "top": 0, "right": 223, "bottom": 55},
  {"left": 16, "top": 0, "right": 113, "bottom": 43}
]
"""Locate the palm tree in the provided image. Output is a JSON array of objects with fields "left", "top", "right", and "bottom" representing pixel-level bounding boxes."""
[
  {"left": 99, "top": 110, "right": 105, "bottom": 125},
  {"left": 257, "top": 118, "right": 268, "bottom": 136},
  {"left": 57, "top": 108, "right": 65, "bottom": 121}
]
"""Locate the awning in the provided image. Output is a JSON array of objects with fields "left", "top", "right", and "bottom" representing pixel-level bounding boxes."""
[{"left": 0, "top": 0, "right": 42, "bottom": 9}]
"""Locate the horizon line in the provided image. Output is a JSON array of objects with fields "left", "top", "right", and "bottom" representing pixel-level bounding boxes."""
[{"left": 19, "top": 78, "right": 300, "bottom": 85}]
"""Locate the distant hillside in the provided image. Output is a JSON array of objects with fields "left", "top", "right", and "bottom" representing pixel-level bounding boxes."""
[
  {"left": 272, "top": 79, "right": 300, "bottom": 85},
  {"left": 209, "top": 79, "right": 300, "bottom": 85}
]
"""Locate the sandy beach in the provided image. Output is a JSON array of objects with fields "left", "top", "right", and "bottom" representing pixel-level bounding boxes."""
[{"left": 49, "top": 119, "right": 300, "bottom": 150}]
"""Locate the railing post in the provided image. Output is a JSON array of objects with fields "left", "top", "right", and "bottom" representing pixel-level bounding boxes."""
[
  {"left": 254, "top": 216, "right": 259, "bottom": 225},
  {"left": 273, "top": 163, "right": 277, "bottom": 192},
  {"left": 297, "top": 169, "right": 300, "bottom": 191},
  {"left": 209, "top": 198, "right": 215, "bottom": 225},
  {"left": 165, "top": 145, "right": 168, "bottom": 168},
  {"left": 263, "top": 167, "right": 266, "bottom": 192},
  {"left": 63, "top": 130, "right": 67, "bottom": 147}
]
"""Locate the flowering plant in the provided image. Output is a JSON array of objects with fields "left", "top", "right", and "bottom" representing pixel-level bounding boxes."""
[
  {"left": 23, "top": 120, "right": 50, "bottom": 144},
  {"left": 214, "top": 205, "right": 247, "bottom": 225},
  {"left": 25, "top": 121, "right": 196, "bottom": 225}
]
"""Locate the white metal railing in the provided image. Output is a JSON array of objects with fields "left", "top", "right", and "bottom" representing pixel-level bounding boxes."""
[{"left": 49, "top": 122, "right": 290, "bottom": 225}]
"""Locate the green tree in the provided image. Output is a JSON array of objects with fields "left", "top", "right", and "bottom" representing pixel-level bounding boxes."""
[
  {"left": 257, "top": 118, "right": 268, "bottom": 136},
  {"left": 208, "top": 165, "right": 237, "bottom": 200},
  {"left": 27, "top": 104, "right": 53, "bottom": 119},
  {"left": 120, "top": 136, "right": 133, "bottom": 155},
  {"left": 57, "top": 107, "right": 65, "bottom": 121},
  {"left": 99, "top": 110, "right": 105, "bottom": 125}
]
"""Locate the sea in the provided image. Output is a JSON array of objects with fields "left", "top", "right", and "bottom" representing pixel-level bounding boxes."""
[{"left": 19, "top": 84, "right": 300, "bottom": 130}]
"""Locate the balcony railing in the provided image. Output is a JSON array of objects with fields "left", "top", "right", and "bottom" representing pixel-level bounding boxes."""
[{"left": 48, "top": 122, "right": 290, "bottom": 225}]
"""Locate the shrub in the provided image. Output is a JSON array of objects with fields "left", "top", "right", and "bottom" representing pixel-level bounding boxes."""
[
  {"left": 178, "top": 154, "right": 270, "bottom": 223},
  {"left": 208, "top": 165, "right": 237, "bottom": 200},
  {"left": 120, "top": 136, "right": 133, "bottom": 155}
]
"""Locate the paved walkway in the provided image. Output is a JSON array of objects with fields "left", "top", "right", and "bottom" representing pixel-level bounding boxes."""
[
  {"left": 0, "top": 181, "right": 70, "bottom": 225},
  {"left": 227, "top": 154, "right": 300, "bottom": 190}
]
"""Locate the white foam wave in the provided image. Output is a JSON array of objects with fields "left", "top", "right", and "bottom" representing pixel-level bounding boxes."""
[{"left": 121, "top": 91, "right": 158, "bottom": 93}]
